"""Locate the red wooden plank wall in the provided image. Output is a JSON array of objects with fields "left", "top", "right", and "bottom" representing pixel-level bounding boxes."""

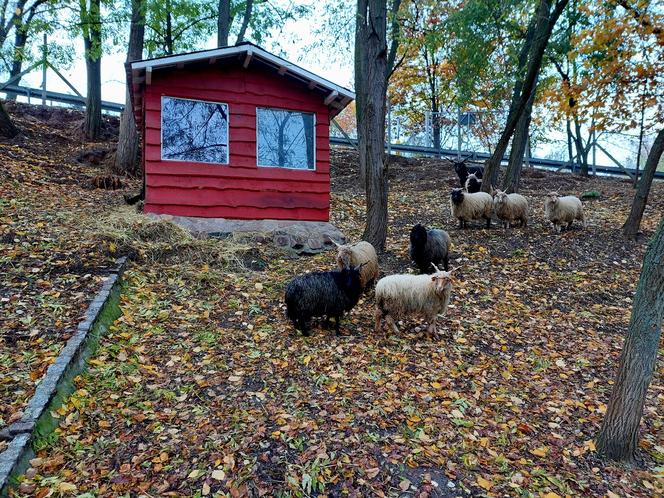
[{"left": 142, "top": 63, "right": 332, "bottom": 221}]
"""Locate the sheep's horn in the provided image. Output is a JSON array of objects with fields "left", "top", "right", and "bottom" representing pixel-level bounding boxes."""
[
  {"left": 449, "top": 266, "right": 462, "bottom": 273},
  {"left": 431, "top": 263, "right": 441, "bottom": 272},
  {"left": 331, "top": 239, "right": 342, "bottom": 247}
]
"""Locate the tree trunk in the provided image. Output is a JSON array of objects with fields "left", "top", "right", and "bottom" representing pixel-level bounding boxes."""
[
  {"left": 84, "top": 53, "right": 101, "bottom": 140},
  {"left": 622, "top": 128, "right": 664, "bottom": 239},
  {"left": 482, "top": 0, "right": 568, "bottom": 191},
  {"left": 355, "top": 4, "right": 366, "bottom": 185},
  {"left": 217, "top": 0, "right": 231, "bottom": 47},
  {"left": 165, "top": 9, "right": 173, "bottom": 54},
  {"left": 82, "top": 0, "right": 102, "bottom": 140},
  {"left": 502, "top": 79, "right": 537, "bottom": 193},
  {"left": 385, "top": 0, "right": 401, "bottom": 81},
  {"left": 236, "top": 0, "right": 253, "bottom": 43},
  {"left": 114, "top": 90, "right": 141, "bottom": 174},
  {"left": 481, "top": 8, "right": 536, "bottom": 188},
  {"left": 423, "top": 47, "right": 441, "bottom": 152},
  {"left": 113, "top": 0, "right": 145, "bottom": 176},
  {"left": 0, "top": 102, "right": 18, "bottom": 138},
  {"left": 573, "top": 117, "right": 589, "bottom": 176},
  {"left": 5, "top": 0, "right": 46, "bottom": 100},
  {"left": 356, "top": 0, "right": 389, "bottom": 250},
  {"left": 431, "top": 97, "right": 440, "bottom": 153},
  {"left": 596, "top": 214, "right": 664, "bottom": 461},
  {"left": 0, "top": 0, "right": 28, "bottom": 48},
  {"left": 6, "top": 22, "right": 29, "bottom": 101},
  {"left": 566, "top": 118, "right": 573, "bottom": 169},
  {"left": 634, "top": 83, "right": 647, "bottom": 187},
  {"left": 433, "top": 118, "right": 441, "bottom": 152}
]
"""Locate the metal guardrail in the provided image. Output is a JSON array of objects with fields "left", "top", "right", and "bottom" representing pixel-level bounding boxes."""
[
  {"left": 1, "top": 84, "right": 124, "bottom": 113},
  {"left": 330, "top": 136, "right": 664, "bottom": 180},
  {"left": 0, "top": 88, "right": 659, "bottom": 180}
]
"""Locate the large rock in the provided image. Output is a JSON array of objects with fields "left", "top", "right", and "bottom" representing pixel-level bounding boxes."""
[{"left": 146, "top": 215, "right": 346, "bottom": 255}]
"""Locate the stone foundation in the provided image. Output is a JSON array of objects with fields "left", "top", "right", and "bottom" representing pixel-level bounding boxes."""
[{"left": 147, "top": 215, "right": 346, "bottom": 255}]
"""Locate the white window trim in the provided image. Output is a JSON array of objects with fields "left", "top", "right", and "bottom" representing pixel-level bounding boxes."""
[
  {"left": 256, "top": 107, "right": 316, "bottom": 171},
  {"left": 160, "top": 95, "right": 230, "bottom": 165}
]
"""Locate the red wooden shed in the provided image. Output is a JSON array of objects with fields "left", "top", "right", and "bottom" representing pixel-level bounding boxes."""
[{"left": 127, "top": 43, "right": 354, "bottom": 222}]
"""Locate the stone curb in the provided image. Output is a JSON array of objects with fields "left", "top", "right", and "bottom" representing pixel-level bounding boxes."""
[{"left": 0, "top": 257, "right": 127, "bottom": 494}]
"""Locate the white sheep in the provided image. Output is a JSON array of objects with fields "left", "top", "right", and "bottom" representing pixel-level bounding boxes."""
[
  {"left": 335, "top": 240, "right": 379, "bottom": 290},
  {"left": 450, "top": 188, "right": 493, "bottom": 228},
  {"left": 374, "top": 264, "right": 453, "bottom": 338},
  {"left": 543, "top": 192, "right": 585, "bottom": 232},
  {"left": 493, "top": 189, "right": 529, "bottom": 228}
]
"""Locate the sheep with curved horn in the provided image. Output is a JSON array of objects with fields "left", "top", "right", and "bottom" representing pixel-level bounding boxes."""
[{"left": 374, "top": 265, "right": 454, "bottom": 338}]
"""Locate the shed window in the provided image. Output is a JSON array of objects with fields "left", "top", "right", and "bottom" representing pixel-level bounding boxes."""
[
  {"left": 161, "top": 96, "right": 229, "bottom": 164},
  {"left": 257, "top": 108, "right": 315, "bottom": 170}
]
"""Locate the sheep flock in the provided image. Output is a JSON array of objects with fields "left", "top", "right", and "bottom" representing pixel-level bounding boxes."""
[{"left": 284, "top": 162, "right": 588, "bottom": 338}]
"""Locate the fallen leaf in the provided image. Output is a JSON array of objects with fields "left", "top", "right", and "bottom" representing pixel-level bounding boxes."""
[
  {"left": 476, "top": 476, "right": 492, "bottom": 490},
  {"left": 188, "top": 469, "right": 203, "bottom": 479},
  {"left": 530, "top": 446, "right": 550, "bottom": 457},
  {"left": 56, "top": 482, "right": 77, "bottom": 493}
]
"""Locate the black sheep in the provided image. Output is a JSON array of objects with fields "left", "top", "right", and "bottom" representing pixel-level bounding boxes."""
[
  {"left": 285, "top": 266, "right": 363, "bottom": 336},
  {"left": 465, "top": 173, "right": 482, "bottom": 193},
  {"left": 454, "top": 158, "right": 484, "bottom": 186},
  {"left": 409, "top": 223, "right": 451, "bottom": 274}
]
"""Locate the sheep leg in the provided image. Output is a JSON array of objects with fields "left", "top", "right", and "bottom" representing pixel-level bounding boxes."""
[
  {"left": 426, "top": 316, "right": 437, "bottom": 338},
  {"left": 458, "top": 218, "right": 464, "bottom": 229},
  {"left": 385, "top": 314, "right": 400, "bottom": 335},
  {"left": 333, "top": 316, "right": 342, "bottom": 336},
  {"left": 567, "top": 221, "right": 573, "bottom": 229},
  {"left": 299, "top": 318, "right": 310, "bottom": 337},
  {"left": 485, "top": 216, "right": 491, "bottom": 228},
  {"left": 443, "top": 256, "right": 449, "bottom": 271},
  {"left": 374, "top": 307, "right": 383, "bottom": 334}
]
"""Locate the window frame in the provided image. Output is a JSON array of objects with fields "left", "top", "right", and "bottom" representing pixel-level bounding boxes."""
[
  {"left": 160, "top": 95, "right": 230, "bottom": 166},
  {"left": 255, "top": 106, "right": 317, "bottom": 171}
]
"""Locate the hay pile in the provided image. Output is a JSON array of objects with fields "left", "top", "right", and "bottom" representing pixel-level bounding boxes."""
[{"left": 94, "top": 207, "right": 255, "bottom": 269}]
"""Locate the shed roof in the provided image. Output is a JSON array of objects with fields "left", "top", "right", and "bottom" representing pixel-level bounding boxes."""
[{"left": 127, "top": 42, "right": 355, "bottom": 128}]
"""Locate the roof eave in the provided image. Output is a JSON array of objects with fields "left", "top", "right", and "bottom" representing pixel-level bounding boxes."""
[{"left": 130, "top": 44, "right": 355, "bottom": 102}]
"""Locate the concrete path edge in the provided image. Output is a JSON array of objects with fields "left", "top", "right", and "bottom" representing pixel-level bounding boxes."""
[{"left": 0, "top": 257, "right": 127, "bottom": 495}]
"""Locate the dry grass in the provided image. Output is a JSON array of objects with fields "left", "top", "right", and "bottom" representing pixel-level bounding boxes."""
[{"left": 92, "top": 206, "right": 253, "bottom": 270}]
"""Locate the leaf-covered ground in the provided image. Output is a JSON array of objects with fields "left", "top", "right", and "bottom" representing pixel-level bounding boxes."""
[
  {"left": 0, "top": 105, "right": 129, "bottom": 439},
  {"left": 4, "top": 105, "right": 664, "bottom": 497}
]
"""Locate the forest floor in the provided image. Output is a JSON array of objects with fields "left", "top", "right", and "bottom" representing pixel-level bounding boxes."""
[{"left": 1, "top": 103, "right": 663, "bottom": 497}]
